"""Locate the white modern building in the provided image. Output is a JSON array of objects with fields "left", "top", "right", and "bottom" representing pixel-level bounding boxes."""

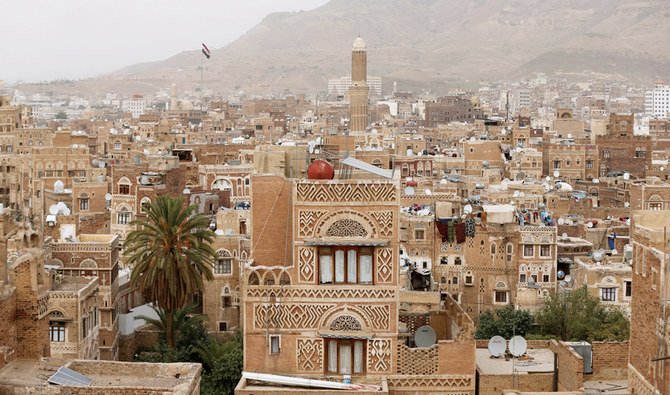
[
  {"left": 645, "top": 82, "right": 670, "bottom": 118},
  {"left": 122, "top": 95, "right": 147, "bottom": 119},
  {"left": 328, "top": 75, "right": 382, "bottom": 97}
]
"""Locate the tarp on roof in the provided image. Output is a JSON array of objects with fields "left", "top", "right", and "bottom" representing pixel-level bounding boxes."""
[{"left": 341, "top": 156, "right": 393, "bottom": 179}]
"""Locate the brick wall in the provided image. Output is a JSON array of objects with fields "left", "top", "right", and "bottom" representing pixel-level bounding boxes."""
[
  {"left": 0, "top": 288, "right": 17, "bottom": 369},
  {"left": 11, "top": 255, "right": 50, "bottom": 360},
  {"left": 475, "top": 339, "right": 551, "bottom": 349},
  {"left": 118, "top": 328, "right": 160, "bottom": 361},
  {"left": 250, "top": 175, "right": 292, "bottom": 266},
  {"left": 478, "top": 371, "right": 554, "bottom": 394},
  {"left": 591, "top": 341, "right": 629, "bottom": 380},
  {"left": 550, "top": 340, "right": 583, "bottom": 391}
]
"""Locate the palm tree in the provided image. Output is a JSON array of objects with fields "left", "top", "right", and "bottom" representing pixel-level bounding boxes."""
[
  {"left": 135, "top": 303, "right": 206, "bottom": 346},
  {"left": 125, "top": 195, "right": 216, "bottom": 348}
]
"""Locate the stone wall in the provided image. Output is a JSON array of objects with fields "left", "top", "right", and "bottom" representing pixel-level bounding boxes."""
[
  {"left": 591, "top": 341, "right": 629, "bottom": 380},
  {"left": 550, "top": 340, "right": 583, "bottom": 392},
  {"left": 118, "top": 327, "right": 160, "bottom": 361}
]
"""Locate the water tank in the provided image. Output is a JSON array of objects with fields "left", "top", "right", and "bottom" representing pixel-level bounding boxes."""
[
  {"left": 567, "top": 342, "right": 592, "bottom": 374},
  {"left": 307, "top": 160, "right": 334, "bottom": 180}
]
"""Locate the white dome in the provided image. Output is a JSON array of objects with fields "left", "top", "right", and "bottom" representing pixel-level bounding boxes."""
[{"left": 352, "top": 37, "right": 366, "bottom": 51}]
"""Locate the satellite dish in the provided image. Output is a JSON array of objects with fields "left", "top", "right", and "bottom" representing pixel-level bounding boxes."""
[
  {"left": 611, "top": 249, "right": 618, "bottom": 255},
  {"left": 98, "top": 161, "right": 105, "bottom": 168},
  {"left": 593, "top": 251, "right": 603, "bottom": 262},
  {"left": 623, "top": 172, "right": 630, "bottom": 180},
  {"left": 183, "top": 188, "right": 191, "bottom": 194},
  {"left": 54, "top": 180, "right": 64, "bottom": 193},
  {"left": 593, "top": 178, "right": 599, "bottom": 184},
  {"left": 509, "top": 335, "right": 528, "bottom": 357},
  {"left": 562, "top": 232, "right": 569, "bottom": 239},
  {"left": 545, "top": 176, "right": 551, "bottom": 182},
  {"left": 624, "top": 202, "right": 630, "bottom": 208},
  {"left": 91, "top": 159, "right": 99, "bottom": 167},
  {"left": 49, "top": 205, "right": 59, "bottom": 215},
  {"left": 464, "top": 204, "right": 473, "bottom": 214},
  {"left": 488, "top": 336, "right": 506, "bottom": 357},
  {"left": 104, "top": 193, "right": 112, "bottom": 201},
  {"left": 425, "top": 189, "right": 432, "bottom": 195},
  {"left": 404, "top": 187, "right": 415, "bottom": 196},
  {"left": 587, "top": 222, "right": 593, "bottom": 228},
  {"left": 553, "top": 170, "right": 560, "bottom": 178},
  {"left": 564, "top": 275, "right": 572, "bottom": 283},
  {"left": 513, "top": 190, "right": 520, "bottom": 197},
  {"left": 414, "top": 326, "right": 437, "bottom": 348},
  {"left": 558, "top": 218, "right": 565, "bottom": 225},
  {"left": 214, "top": 229, "right": 224, "bottom": 236},
  {"left": 62, "top": 207, "right": 71, "bottom": 216},
  {"left": 557, "top": 270, "right": 565, "bottom": 279}
]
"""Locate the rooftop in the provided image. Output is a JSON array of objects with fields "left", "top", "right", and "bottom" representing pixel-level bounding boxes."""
[{"left": 475, "top": 348, "right": 555, "bottom": 375}]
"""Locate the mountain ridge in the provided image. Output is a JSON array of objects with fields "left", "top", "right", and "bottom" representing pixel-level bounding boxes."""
[{"left": 96, "top": 0, "right": 670, "bottom": 94}]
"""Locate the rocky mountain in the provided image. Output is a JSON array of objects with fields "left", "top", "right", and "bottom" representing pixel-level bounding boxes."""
[{"left": 101, "top": 0, "right": 670, "bottom": 94}]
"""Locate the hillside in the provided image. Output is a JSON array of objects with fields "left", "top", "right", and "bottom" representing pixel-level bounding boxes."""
[{"left": 92, "top": 0, "right": 670, "bottom": 94}]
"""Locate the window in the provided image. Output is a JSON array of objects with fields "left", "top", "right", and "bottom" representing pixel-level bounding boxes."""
[
  {"left": 221, "top": 295, "right": 232, "bottom": 307},
  {"left": 519, "top": 273, "right": 527, "bottom": 283},
  {"left": 452, "top": 276, "right": 458, "bottom": 285},
  {"left": 649, "top": 202, "right": 662, "bottom": 211},
  {"left": 635, "top": 148, "right": 646, "bottom": 158},
  {"left": 624, "top": 281, "right": 632, "bottom": 298},
  {"left": 601, "top": 287, "right": 616, "bottom": 302},
  {"left": 114, "top": 141, "right": 121, "bottom": 150},
  {"left": 319, "top": 247, "right": 373, "bottom": 285},
  {"left": 490, "top": 243, "right": 497, "bottom": 255},
  {"left": 270, "top": 335, "right": 281, "bottom": 354},
  {"left": 326, "top": 339, "right": 365, "bottom": 375},
  {"left": 542, "top": 274, "right": 550, "bottom": 282},
  {"left": 117, "top": 211, "right": 130, "bottom": 225},
  {"left": 119, "top": 184, "right": 130, "bottom": 194},
  {"left": 49, "top": 321, "right": 66, "bottom": 342},
  {"left": 494, "top": 291, "right": 508, "bottom": 304},
  {"left": 540, "top": 245, "right": 551, "bottom": 257},
  {"left": 81, "top": 318, "right": 88, "bottom": 339},
  {"left": 586, "top": 160, "right": 593, "bottom": 169},
  {"left": 454, "top": 257, "right": 462, "bottom": 265},
  {"left": 603, "top": 150, "right": 610, "bottom": 158},
  {"left": 553, "top": 160, "right": 561, "bottom": 169},
  {"left": 218, "top": 322, "right": 228, "bottom": 332},
  {"left": 464, "top": 274, "right": 473, "bottom": 286},
  {"left": 414, "top": 229, "right": 425, "bottom": 240},
  {"left": 140, "top": 198, "right": 151, "bottom": 213},
  {"left": 79, "top": 196, "right": 89, "bottom": 211},
  {"left": 523, "top": 245, "right": 534, "bottom": 258},
  {"left": 215, "top": 251, "right": 232, "bottom": 275}
]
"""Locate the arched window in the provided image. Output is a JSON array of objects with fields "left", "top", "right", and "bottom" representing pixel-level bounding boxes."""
[
  {"left": 490, "top": 242, "right": 497, "bottom": 255},
  {"left": 79, "top": 193, "right": 89, "bottom": 211},
  {"left": 215, "top": 250, "right": 232, "bottom": 275},
  {"left": 140, "top": 197, "right": 151, "bottom": 213},
  {"left": 248, "top": 272, "right": 259, "bottom": 286}
]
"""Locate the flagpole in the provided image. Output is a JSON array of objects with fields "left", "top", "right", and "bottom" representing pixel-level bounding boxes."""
[{"left": 200, "top": 47, "right": 204, "bottom": 110}]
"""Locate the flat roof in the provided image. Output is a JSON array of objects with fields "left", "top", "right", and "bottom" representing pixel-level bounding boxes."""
[{"left": 476, "top": 348, "right": 555, "bottom": 375}]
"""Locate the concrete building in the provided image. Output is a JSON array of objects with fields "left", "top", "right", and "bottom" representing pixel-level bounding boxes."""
[
  {"left": 644, "top": 82, "right": 670, "bottom": 119},
  {"left": 328, "top": 75, "right": 382, "bottom": 97}
]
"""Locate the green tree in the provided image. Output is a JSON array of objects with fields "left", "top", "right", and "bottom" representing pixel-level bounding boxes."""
[
  {"left": 535, "top": 287, "right": 629, "bottom": 341},
  {"left": 54, "top": 111, "right": 67, "bottom": 120},
  {"left": 125, "top": 195, "right": 216, "bottom": 348},
  {"left": 135, "top": 303, "right": 206, "bottom": 348},
  {"left": 475, "top": 305, "right": 534, "bottom": 339},
  {"left": 197, "top": 332, "right": 244, "bottom": 395}
]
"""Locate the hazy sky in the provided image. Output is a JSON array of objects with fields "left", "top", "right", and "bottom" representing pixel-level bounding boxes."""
[{"left": 1, "top": 0, "right": 329, "bottom": 83}]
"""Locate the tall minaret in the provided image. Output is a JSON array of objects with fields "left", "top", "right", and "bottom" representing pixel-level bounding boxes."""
[{"left": 349, "top": 36, "right": 369, "bottom": 133}]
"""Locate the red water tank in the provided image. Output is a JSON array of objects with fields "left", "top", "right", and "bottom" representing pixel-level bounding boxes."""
[
  {"left": 406, "top": 179, "right": 418, "bottom": 187},
  {"left": 307, "top": 159, "right": 335, "bottom": 180}
]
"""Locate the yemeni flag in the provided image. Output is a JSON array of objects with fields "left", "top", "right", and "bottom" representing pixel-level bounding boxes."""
[{"left": 201, "top": 43, "right": 211, "bottom": 59}]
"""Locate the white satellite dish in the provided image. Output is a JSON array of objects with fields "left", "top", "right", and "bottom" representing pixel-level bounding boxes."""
[
  {"left": 49, "top": 205, "right": 59, "bottom": 215},
  {"left": 558, "top": 218, "right": 565, "bottom": 225},
  {"left": 624, "top": 202, "right": 630, "bottom": 208},
  {"left": 553, "top": 170, "right": 560, "bottom": 178},
  {"left": 98, "top": 161, "right": 105, "bottom": 168},
  {"left": 54, "top": 180, "right": 64, "bottom": 193},
  {"left": 104, "top": 193, "right": 112, "bottom": 201},
  {"left": 214, "top": 229, "right": 224, "bottom": 236},
  {"left": 593, "top": 251, "right": 603, "bottom": 262},
  {"left": 404, "top": 186, "right": 415, "bottom": 196},
  {"left": 509, "top": 335, "right": 528, "bottom": 357},
  {"left": 611, "top": 249, "right": 618, "bottom": 255},
  {"left": 587, "top": 222, "right": 593, "bottom": 228},
  {"left": 623, "top": 172, "right": 630, "bottom": 180},
  {"left": 593, "top": 178, "right": 599, "bottom": 184},
  {"left": 183, "top": 188, "right": 191, "bottom": 195},
  {"left": 488, "top": 336, "right": 506, "bottom": 357},
  {"left": 513, "top": 190, "right": 520, "bottom": 197},
  {"left": 545, "top": 176, "right": 551, "bottom": 182},
  {"left": 425, "top": 189, "right": 432, "bottom": 195},
  {"left": 62, "top": 207, "right": 71, "bottom": 216},
  {"left": 564, "top": 275, "right": 572, "bottom": 283},
  {"left": 562, "top": 232, "right": 569, "bottom": 239},
  {"left": 464, "top": 204, "right": 473, "bottom": 214},
  {"left": 414, "top": 326, "right": 437, "bottom": 348}
]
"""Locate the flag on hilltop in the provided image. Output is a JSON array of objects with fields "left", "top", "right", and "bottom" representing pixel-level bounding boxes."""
[{"left": 201, "top": 43, "right": 211, "bottom": 59}]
